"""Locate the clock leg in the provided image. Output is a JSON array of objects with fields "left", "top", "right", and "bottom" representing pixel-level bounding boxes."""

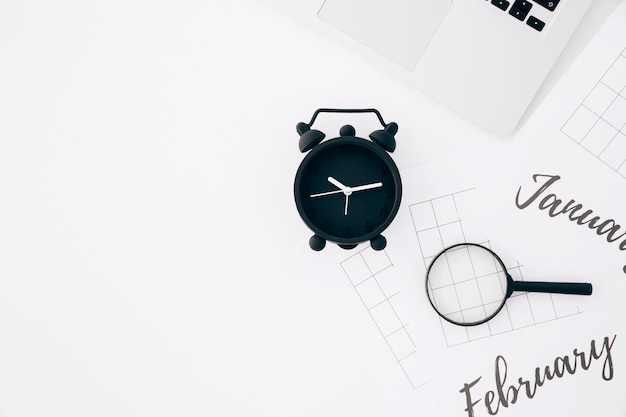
[
  {"left": 370, "top": 235, "right": 386, "bottom": 251},
  {"left": 338, "top": 243, "right": 358, "bottom": 250},
  {"left": 309, "top": 234, "right": 326, "bottom": 251}
]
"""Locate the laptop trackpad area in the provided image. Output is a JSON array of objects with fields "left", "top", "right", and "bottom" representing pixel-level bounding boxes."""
[{"left": 318, "top": 0, "right": 452, "bottom": 71}]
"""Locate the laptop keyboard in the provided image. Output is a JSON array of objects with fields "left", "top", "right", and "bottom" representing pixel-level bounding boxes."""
[{"left": 487, "top": 0, "right": 561, "bottom": 32}]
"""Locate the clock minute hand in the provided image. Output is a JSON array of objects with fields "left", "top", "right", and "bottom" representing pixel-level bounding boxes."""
[{"left": 350, "top": 182, "right": 383, "bottom": 193}]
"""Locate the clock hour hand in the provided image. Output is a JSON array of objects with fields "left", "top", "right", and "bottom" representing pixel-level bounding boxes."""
[
  {"left": 310, "top": 176, "right": 352, "bottom": 198},
  {"left": 310, "top": 176, "right": 351, "bottom": 198},
  {"left": 328, "top": 176, "right": 349, "bottom": 192}
]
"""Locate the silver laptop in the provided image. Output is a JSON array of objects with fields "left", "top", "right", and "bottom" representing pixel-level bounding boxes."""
[{"left": 316, "top": 0, "right": 593, "bottom": 135}]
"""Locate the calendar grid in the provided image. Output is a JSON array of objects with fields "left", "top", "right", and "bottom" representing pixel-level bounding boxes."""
[
  {"left": 561, "top": 48, "right": 626, "bottom": 178},
  {"left": 409, "top": 189, "right": 583, "bottom": 347},
  {"left": 340, "top": 248, "right": 424, "bottom": 389}
]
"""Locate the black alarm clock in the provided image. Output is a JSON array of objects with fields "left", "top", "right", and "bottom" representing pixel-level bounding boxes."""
[{"left": 294, "top": 109, "right": 402, "bottom": 251}]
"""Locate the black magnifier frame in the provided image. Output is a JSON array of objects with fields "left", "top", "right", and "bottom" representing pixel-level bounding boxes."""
[{"left": 425, "top": 242, "right": 593, "bottom": 327}]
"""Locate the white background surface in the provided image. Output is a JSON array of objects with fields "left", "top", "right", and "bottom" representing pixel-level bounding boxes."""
[{"left": 0, "top": 1, "right": 620, "bottom": 416}]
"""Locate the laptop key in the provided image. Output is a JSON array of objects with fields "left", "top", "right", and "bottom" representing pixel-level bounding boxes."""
[
  {"left": 491, "top": 0, "right": 510, "bottom": 11},
  {"left": 513, "top": 0, "right": 532, "bottom": 12},
  {"left": 509, "top": 6, "right": 528, "bottom": 20},
  {"left": 509, "top": 7, "right": 529, "bottom": 21},
  {"left": 533, "top": 0, "right": 560, "bottom": 12},
  {"left": 527, "top": 15, "right": 546, "bottom": 31}
]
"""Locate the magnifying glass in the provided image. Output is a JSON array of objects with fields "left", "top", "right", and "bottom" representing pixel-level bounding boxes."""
[{"left": 425, "top": 243, "right": 593, "bottom": 326}]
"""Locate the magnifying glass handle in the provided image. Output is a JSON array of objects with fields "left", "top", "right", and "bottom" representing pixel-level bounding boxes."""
[{"left": 512, "top": 280, "right": 593, "bottom": 296}]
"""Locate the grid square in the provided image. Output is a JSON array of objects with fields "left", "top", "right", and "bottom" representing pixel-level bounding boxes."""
[
  {"left": 455, "top": 279, "right": 482, "bottom": 311},
  {"left": 526, "top": 293, "right": 557, "bottom": 323},
  {"left": 431, "top": 286, "right": 461, "bottom": 315},
  {"left": 441, "top": 316, "right": 470, "bottom": 345},
  {"left": 584, "top": 83, "right": 616, "bottom": 115},
  {"left": 417, "top": 228, "right": 444, "bottom": 258},
  {"left": 602, "top": 95, "right": 626, "bottom": 129},
  {"left": 446, "top": 247, "right": 476, "bottom": 283},
  {"left": 386, "top": 330, "right": 416, "bottom": 360},
  {"left": 439, "top": 222, "right": 465, "bottom": 248},
  {"left": 360, "top": 247, "right": 392, "bottom": 274},
  {"left": 507, "top": 294, "right": 535, "bottom": 328},
  {"left": 466, "top": 322, "right": 493, "bottom": 341},
  {"left": 507, "top": 265, "right": 524, "bottom": 282},
  {"left": 461, "top": 305, "right": 489, "bottom": 325},
  {"left": 398, "top": 351, "right": 424, "bottom": 388},
  {"left": 369, "top": 301, "right": 403, "bottom": 336},
  {"left": 487, "top": 304, "right": 513, "bottom": 334},
  {"left": 477, "top": 272, "right": 507, "bottom": 305},
  {"left": 452, "top": 189, "right": 476, "bottom": 214},
  {"left": 341, "top": 254, "right": 372, "bottom": 286},
  {"left": 599, "top": 132, "right": 626, "bottom": 170},
  {"left": 431, "top": 196, "right": 458, "bottom": 225},
  {"left": 388, "top": 293, "right": 410, "bottom": 325},
  {"left": 551, "top": 294, "right": 580, "bottom": 317},
  {"left": 471, "top": 249, "right": 502, "bottom": 278},
  {"left": 426, "top": 255, "right": 453, "bottom": 288},
  {"left": 562, "top": 106, "right": 598, "bottom": 142},
  {"left": 602, "top": 55, "right": 626, "bottom": 93},
  {"left": 355, "top": 277, "right": 386, "bottom": 309},
  {"left": 375, "top": 266, "right": 401, "bottom": 297},
  {"left": 581, "top": 119, "right": 618, "bottom": 156},
  {"left": 410, "top": 202, "right": 437, "bottom": 231}
]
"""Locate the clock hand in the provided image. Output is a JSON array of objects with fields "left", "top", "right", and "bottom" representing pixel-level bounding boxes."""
[
  {"left": 312, "top": 178, "right": 381, "bottom": 214},
  {"left": 328, "top": 177, "right": 382, "bottom": 194},
  {"left": 328, "top": 176, "right": 349, "bottom": 192},
  {"left": 350, "top": 182, "right": 383, "bottom": 193},
  {"left": 311, "top": 176, "right": 352, "bottom": 198},
  {"left": 328, "top": 176, "right": 352, "bottom": 215},
  {"left": 310, "top": 189, "right": 344, "bottom": 198},
  {"left": 315, "top": 179, "right": 382, "bottom": 213},
  {"left": 342, "top": 182, "right": 382, "bottom": 216},
  {"left": 311, "top": 176, "right": 355, "bottom": 199},
  {"left": 310, "top": 177, "right": 347, "bottom": 198}
]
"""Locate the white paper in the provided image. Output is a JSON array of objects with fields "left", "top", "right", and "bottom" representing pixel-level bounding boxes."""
[
  {"left": 463, "top": 1, "right": 626, "bottom": 415},
  {"left": 388, "top": 143, "right": 615, "bottom": 417},
  {"left": 297, "top": 3, "right": 626, "bottom": 415}
]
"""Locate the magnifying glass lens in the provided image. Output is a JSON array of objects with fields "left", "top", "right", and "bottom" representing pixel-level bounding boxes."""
[{"left": 426, "top": 244, "right": 509, "bottom": 326}]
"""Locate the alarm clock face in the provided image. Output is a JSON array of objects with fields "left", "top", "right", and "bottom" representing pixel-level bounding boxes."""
[{"left": 294, "top": 137, "right": 402, "bottom": 245}]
